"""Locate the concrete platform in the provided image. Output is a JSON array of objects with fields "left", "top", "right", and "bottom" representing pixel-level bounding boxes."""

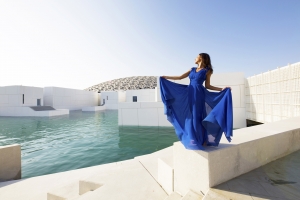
[
  {"left": 0, "top": 107, "right": 69, "bottom": 117},
  {"left": 0, "top": 153, "right": 171, "bottom": 200}
]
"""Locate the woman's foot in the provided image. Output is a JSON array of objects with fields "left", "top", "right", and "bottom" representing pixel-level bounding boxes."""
[{"left": 203, "top": 141, "right": 208, "bottom": 146}]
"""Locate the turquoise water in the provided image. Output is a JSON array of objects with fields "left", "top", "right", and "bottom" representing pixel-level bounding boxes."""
[{"left": 0, "top": 110, "right": 178, "bottom": 178}]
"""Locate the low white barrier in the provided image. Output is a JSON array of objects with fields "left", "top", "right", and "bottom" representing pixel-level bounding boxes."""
[
  {"left": 0, "top": 144, "right": 21, "bottom": 182},
  {"left": 173, "top": 116, "right": 300, "bottom": 195}
]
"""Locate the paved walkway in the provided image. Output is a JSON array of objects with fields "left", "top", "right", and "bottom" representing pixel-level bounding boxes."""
[{"left": 207, "top": 150, "right": 300, "bottom": 200}]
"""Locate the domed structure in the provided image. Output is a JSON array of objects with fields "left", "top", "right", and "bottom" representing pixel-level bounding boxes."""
[{"left": 85, "top": 76, "right": 158, "bottom": 93}]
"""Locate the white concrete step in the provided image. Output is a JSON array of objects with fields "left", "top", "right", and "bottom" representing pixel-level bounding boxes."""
[
  {"left": 164, "top": 192, "right": 182, "bottom": 200},
  {"left": 158, "top": 157, "right": 174, "bottom": 195},
  {"left": 181, "top": 190, "right": 203, "bottom": 200},
  {"left": 134, "top": 146, "right": 173, "bottom": 182},
  {"left": 135, "top": 146, "right": 175, "bottom": 195},
  {"left": 47, "top": 182, "right": 79, "bottom": 200},
  {"left": 75, "top": 160, "right": 168, "bottom": 200},
  {"left": 47, "top": 180, "right": 103, "bottom": 200}
]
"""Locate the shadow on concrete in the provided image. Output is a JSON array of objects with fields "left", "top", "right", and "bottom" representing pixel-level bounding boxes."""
[{"left": 212, "top": 150, "right": 300, "bottom": 200}]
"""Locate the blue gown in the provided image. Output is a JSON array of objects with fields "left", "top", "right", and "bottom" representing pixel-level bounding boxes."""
[{"left": 159, "top": 67, "right": 233, "bottom": 150}]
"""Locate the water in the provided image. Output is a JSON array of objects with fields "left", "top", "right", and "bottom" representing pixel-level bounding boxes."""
[{"left": 0, "top": 110, "right": 178, "bottom": 178}]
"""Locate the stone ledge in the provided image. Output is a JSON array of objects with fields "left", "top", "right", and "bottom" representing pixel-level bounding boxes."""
[
  {"left": 0, "top": 144, "right": 21, "bottom": 182},
  {"left": 173, "top": 116, "right": 300, "bottom": 195}
]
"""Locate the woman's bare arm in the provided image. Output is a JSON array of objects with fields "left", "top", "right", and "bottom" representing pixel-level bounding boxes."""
[
  {"left": 205, "top": 71, "right": 230, "bottom": 91},
  {"left": 161, "top": 69, "right": 191, "bottom": 80}
]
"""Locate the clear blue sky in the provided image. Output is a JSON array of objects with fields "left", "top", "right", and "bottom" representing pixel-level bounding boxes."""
[{"left": 1, "top": 0, "right": 299, "bottom": 89}]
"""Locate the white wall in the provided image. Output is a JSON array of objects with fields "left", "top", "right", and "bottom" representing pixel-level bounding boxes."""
[
  {"left": 125, "top": 89, "right": 156, "bottom": 102},
  {"left": 43, "top": 87, "right": 98, "bottom": 110},
  {"left": 0, "top": 86, "right": 43, "bottom": 108},
  {"left": 98, "top": 93, "right": 101, "bottom": 105},
  {"left": 101, "top": 91, "right": 119, "bottom": 109},
  {"left": 0, "top": 85, "right": 68, "bottom": 116},
  {"left": 0, "top": 85, "right": 43, "bottom": 107},
  {"left": 118, "top": 102, "right": 170, "bottom": 126},
  {"left": 246, "top": 62, "right": 300, "bottom": 123},
  {"left": 118, "top": 91, "right": 126, "bottom": 102}
]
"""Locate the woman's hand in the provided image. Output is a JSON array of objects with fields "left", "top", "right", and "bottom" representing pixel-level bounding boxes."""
[
  {"left": 222, "top": 86, "right": 232, "bottom": 91},
  {"left": 161, "top": 76, "right": 167, "bottom": 79}
]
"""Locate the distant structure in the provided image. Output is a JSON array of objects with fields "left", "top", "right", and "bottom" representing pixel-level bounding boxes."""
[{"left": 85, "top": 76, "right": 158, "bottom": 93}]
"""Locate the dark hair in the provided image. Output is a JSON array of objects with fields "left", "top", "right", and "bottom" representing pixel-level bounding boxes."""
[{"left": 199, "top": 53, "right": 213, "bottom": 74}]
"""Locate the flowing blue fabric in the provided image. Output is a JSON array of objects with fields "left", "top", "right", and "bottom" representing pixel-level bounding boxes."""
[{"left": 160, "top": 67, "right": 233, "bottom": 150}]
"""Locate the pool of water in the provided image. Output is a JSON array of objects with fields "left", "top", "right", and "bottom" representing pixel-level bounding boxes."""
[{"left": 0, "top": 110, "right": 178, "bottom": 178}]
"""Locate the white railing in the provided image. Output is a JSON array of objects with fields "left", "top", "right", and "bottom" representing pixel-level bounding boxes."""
[{"left": 245, "top": 62, "right": 300, "bottom": 123}]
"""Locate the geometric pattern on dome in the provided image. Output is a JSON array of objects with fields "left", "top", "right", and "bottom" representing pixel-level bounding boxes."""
[{"left": 84, "top": 76, "right": 158, "bottom": 93}]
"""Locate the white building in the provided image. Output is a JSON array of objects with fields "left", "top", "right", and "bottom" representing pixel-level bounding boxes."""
[
  {"left": 43, "top": 87, "right": 99, "bottom": 111},
  {"left": 100, "top": 91, "right": 126, "bottom": 110},
  {"left": 0, "top": 85, "right": 68, "bottom": 117}
]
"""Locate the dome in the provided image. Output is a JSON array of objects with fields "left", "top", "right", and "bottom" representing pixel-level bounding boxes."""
[{"left": 84, "top": 76, "right": 158, "bottom": 93}]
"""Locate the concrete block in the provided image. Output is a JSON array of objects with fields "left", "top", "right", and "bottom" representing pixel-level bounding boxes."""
[
  {"left": 21, "top": 107, "right": 32, "bottom": 116},
  {"left": 118, "top": 109, "right": 122, "bottom": 125},
  {"left": 233, "top": 108, "right": 246, "bottom": 128},
  {"left": 82, "top": 106, "right": 105, "bottom": 112},
  {"left": 138, "top": 108, "right": 158, "bottom": 126},
  {"left": 1, "top": 107, "right": 15, "bottom": 116},
  {"left": 44, "top": 96, "right": 53, "bottom": 106},
  {"left": 121, "top": 109, "right": 138, "bottom": 125},
  {"left": 134, "top": 146, "right": 173, "bottom": 183},
  {"left": 174, "top": 142, "right": 210, "bottom": 195},
  {"left": 14, "top": 107, "right": 23, "bottom": 116},
  {"left": 173, "top": 116, "right": 300, "bottom": 195},
  {"left": 0, "top": 144, "right": 21, "bottom": 181},
  {"left": 79, "top": 180, "right": 103, "bottom": 195},
  {"left": 158, "top": 158, "right": 174, "bottom": 195},
  {"left": 118, "top": 102, "right": 141, "bottom": 109},
  {"left": 104, "top": 104, "right": 118, "bottom": 110}
]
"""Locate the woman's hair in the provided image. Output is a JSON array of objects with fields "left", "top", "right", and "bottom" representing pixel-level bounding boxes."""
[{"left": 199, "top": 53, "right": 213, "bottom": 74}]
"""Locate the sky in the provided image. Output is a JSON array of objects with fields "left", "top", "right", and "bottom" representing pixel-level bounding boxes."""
[{"left": 0, "top": 0, "right": 299, "bottom": 89}]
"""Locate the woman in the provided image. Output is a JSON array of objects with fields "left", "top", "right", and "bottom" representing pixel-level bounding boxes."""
[{"left": 160, "top": 53, "right": 233, "bottom": 150}]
